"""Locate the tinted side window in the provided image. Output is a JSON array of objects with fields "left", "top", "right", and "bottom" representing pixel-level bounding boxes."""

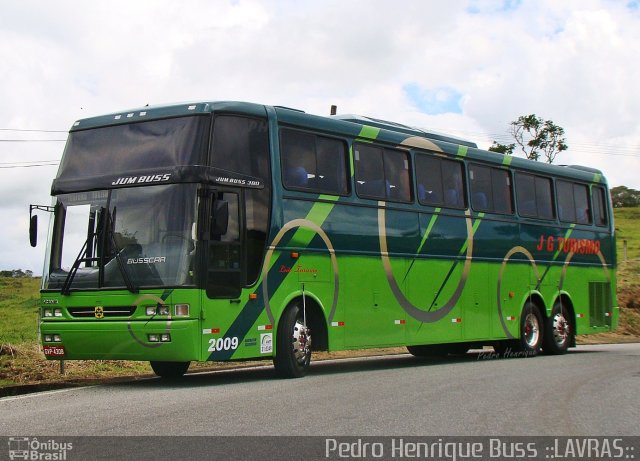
[
  {"left": 557, "top": 180, "right": 591, "bottom": 224},
  {"left": 592, "top": 186, "right": 608, "bottom": 227},
  {"left": 211, "top": 116, "right": 270, "bottom": 180},
  {"left": 441, "top": 159, "right": 465, "bottom": 208},
  {"left": 516, "top": 173, "right": 554, "bottom": 219},
  {"left": 492, "top": 169, "right": 513, "bottom": 214},
  {"left": 280, "top": 129, "right": 349, "bottom": 195},
  {"left": 574, "top": 183, "right": 591, "bottom": 225},
  {"left": 516, "top": 173, "right": 536, "bottom": 217},
  {"left": 470, "top": 165, "right": 492, "bottom": 211},
  {"left": 535, "top": 176, "right": 555, "bottom": 219},
  {"left": 415, "top": 154, "right": 465, "bottom": 208},
  {"left": 557, "top": 180, "right": 575, "bottom": 222},
  {"left": 384, "top": 149, "right": 411, "bottom": 202},
  {"left": 317, "top": 137, "right": 349, "bottom": 195},
  {"left": 354, "top": 144, "right": 411, "bottom": 202},
  {"left": 469, "top": 164, "right": 513, "bottom": 214}
]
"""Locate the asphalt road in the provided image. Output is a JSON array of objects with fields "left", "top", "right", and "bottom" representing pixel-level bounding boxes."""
[{"left": 1, "top": 343, "right": 639, "bottom": 437}]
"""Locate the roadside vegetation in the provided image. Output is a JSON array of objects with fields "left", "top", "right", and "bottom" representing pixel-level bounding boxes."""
[{"left": 1, "top": 209, "right": 639, "bottom": 392}]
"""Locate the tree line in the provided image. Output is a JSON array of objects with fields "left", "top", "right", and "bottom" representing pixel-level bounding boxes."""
[
  {"left": 0, "top": 269, "right": 34, "bottom": 278},
  {"left": 611, "top": 186, "right": 640, "bottom": 208}
]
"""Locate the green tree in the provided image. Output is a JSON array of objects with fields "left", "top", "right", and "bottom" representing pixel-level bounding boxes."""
[
  {"left": 0, "top": 269, "right": 34, "bottom": 278},
  {"left": 610, "top": 185, "right": 640, "bottom": 208},
  {"left": 489, "top": 114, "right": 568, "bottom": 163}
]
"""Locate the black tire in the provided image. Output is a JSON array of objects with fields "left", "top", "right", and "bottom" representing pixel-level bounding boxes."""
[
  {"left": 514, "top": 302, "right": 544, "bottom": 357},
  {"left": 543, "top": 302, "right": 574, "bottom": 355},
  {"left": 406, "top": 344, "right": 449, "bottom": 357},
  {"left": 274, "top": 303, "right": 311, "bottom": 378},
  {"left": 150, "top": 361, "right": 190, "bottom": 378}
]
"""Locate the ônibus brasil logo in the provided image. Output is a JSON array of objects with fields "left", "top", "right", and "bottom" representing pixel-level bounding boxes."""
[{"left": 8, "top": 437, "right": 73, "bottom": 460}]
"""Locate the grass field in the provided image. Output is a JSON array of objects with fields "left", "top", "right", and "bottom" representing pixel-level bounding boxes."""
[
  {"left": 1, "top": 208, "right": 639, "bottom": 391},
  {"left": 615, "top": 207, "right": 640, "bottom": 263},
  {"left": 0, "top": 276, "right": 154, "bottom": 387}
]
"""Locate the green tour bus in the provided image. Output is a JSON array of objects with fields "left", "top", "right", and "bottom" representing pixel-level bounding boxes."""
[{"left": 31, "top": 101, "right": 617, "bottom": 378}]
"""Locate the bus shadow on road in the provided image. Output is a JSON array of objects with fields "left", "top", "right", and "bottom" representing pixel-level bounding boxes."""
[
  {"left": 110, "top": 353, "right": 484, "bottom": 390},
  {"left": 109, "top": 348, "right": 603, "bottom": 390}
]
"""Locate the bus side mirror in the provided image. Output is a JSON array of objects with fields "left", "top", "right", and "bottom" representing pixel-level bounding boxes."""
[
  {"left": 211, "top": 200, "right": 229, "bottom": 237},
  {"left": 29, "top": 215, "right": 38, "bottom": 247}
]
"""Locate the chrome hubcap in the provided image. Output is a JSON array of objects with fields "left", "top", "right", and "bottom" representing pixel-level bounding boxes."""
[
  {"left": 292, "top": 320, "right": 311, "bottom": 364},
  {"left": 552, "top": 312, "right": 570, "bottom": 347},
  {"left": 524, "top": 313, "right": 540, "bottom": 348}
]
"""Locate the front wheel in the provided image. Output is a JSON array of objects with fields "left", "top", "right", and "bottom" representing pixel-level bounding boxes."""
[
  {"left": 150, "top": 361, "right": 190, "bottom": 378},
  {"left": 274, "top": 303, "right": 311, "bottom": 378},
  {"left": 543, "top": 302, "right": 574, "bottom": 355}
]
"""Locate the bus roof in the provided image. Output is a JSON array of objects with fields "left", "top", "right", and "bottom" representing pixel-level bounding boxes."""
[
  {"left": 333, "top": 114, "right": 478, "bottom": 148},
  {"left": 67, "top": 101, "right": 606, "bottom": 186}
]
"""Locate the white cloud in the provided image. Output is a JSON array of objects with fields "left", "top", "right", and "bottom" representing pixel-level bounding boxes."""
[{"left": 0, "top": 0, "right": 639, "bottom": 272}]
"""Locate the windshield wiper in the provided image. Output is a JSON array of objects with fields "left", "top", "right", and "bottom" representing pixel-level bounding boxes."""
[
  {"left": 107, "top": 226, "right": 139, "bottom": 294},
  {"left": 60, "top": 237, "right": 94, "bottom": 296},
  {"left": 60, "top": 207, "right": 138, "bottom": 295}
]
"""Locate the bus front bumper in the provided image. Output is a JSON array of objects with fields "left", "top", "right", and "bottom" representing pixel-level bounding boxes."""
[{"left": 40, "top": 319, "right": 200, "bottom": 361}]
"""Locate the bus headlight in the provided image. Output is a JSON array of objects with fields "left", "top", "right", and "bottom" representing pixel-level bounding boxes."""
[
  {"left": 148, "top": 334, "right": 159, "bottom": 342},
  {"left": 146, "top": 305, "right": 170, "bottom": 316},
  {"left": 43, "top": 334, "right": 62, "bottom": 342},
  {"left": 54, "top": 309, "right": 63, "bottom": 317},
  {"left": 43, "top": 308, "right": 53, "bottom": 317}
]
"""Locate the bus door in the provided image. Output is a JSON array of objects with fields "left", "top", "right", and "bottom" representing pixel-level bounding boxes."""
[{"left": 200, "top": 188, "right": 244, "bottom": 357}]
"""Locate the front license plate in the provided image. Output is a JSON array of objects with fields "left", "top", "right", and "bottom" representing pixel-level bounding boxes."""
[{"left": 43, "top": 345, "right": 65, "bottom": 357}]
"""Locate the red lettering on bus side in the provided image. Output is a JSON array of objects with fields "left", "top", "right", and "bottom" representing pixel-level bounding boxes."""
[
  {"left": 546, "top": 236, "right": 555, "bottom": 252},
  {"left": 557, "top": 237, "right": 566, "bottom": 252}
]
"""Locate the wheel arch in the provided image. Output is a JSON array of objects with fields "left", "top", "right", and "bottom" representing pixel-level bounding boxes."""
[{"left": 522, "top": 291, "right": 547, "bottom": 322}]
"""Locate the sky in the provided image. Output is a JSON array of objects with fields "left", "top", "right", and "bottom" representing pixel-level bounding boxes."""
[{"left": 1, "top": 0, "right": 639, "bottom": 273}]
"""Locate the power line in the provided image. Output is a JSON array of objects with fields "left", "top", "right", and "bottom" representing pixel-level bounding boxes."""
[
  {"left": 0, "top": 159, "right": 59, "bottom": 169},
  {"left": 0, "top": 139, "right": 66, "bottom": 142},
  {"left": 0, "top": 128, "right": 67, "bottom": 133},
  {"left": 0, "top": 163, "right": 58, "bottom": 169}
]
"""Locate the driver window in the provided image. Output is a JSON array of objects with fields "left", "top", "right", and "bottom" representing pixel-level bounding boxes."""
[{"left": 207, "top": 192, "right": 242, "bottom": 298}]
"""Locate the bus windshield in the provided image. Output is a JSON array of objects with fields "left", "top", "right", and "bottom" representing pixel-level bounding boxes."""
[{"left": 45, "top": 183, "right": 198, "bottom": 291}]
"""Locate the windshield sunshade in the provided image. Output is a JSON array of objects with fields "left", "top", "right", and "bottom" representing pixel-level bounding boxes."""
[{"left": 53, "top": 116, "right": 209, "bottom": 193}]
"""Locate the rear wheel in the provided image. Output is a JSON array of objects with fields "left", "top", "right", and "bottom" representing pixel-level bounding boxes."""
[
  {"left": 515, "top": 302, "right": 544, "bottom": 356},
  {"left": 150, "top": 361, "right": 190, "bottom": 378},
  {"left": 543, "top": 302, "right": 574, "bottom": 355},
  {"left": 274, "top": 303, "right": 311, "bottom": 378}
]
